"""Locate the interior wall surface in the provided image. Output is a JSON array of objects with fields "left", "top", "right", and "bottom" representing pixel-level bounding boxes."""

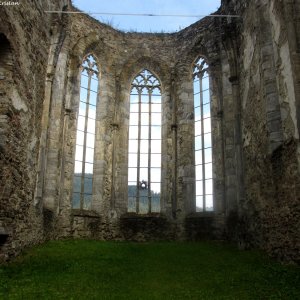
[
  {"left": 223, "top": 0, "right": 300, "bottom": 262},
  {"left": 0, "top": 0, "right": 68, "bottom": 261}
]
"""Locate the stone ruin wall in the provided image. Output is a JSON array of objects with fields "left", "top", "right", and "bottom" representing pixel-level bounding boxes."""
[
  {"left": 43, "top": 11, "right": 233, "bottom": 242},
  {"left": 0, "top": 0, "right": 68, "bottom": 260},
  {"left": 0, "top": 0, "right": 299, "bottom": 263},
  {"left": 230, "top": 0, "right": 300, "bottom": 262}
]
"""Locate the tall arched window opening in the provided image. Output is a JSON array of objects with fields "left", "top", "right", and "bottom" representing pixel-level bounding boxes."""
[
  {"left": 193, "top": 57, "right": 214, "bottom": 212},
  {"left": 72, "top": 54, "right": 99, "bottom": 210},
  {"left": 128, "top": 69, "right": 161, "bottom": 214}
]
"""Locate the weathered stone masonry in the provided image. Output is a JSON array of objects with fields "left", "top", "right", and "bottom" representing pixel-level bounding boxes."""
[{"left": 0, "top": 0, "right": 299, "bottom": 263}]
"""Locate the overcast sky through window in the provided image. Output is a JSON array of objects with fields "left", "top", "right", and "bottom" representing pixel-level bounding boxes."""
[{"left": 72, "top": 0, "right": 221, "bottom": 32}]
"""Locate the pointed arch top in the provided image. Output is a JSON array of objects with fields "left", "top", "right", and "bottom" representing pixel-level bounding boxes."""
[
  {"left": 131, "top": 69, "right": 161, "bottom": 94},
  {"left": 193, "top": 56, "right": 209, "bottom": 79},
  {"left": 81, "top": 53, "right": 99, "bottom": 76}
]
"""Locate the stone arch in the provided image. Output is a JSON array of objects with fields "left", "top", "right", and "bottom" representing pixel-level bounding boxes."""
[{"left": 119, "top": 55, "right": 171, "bottom": 95}]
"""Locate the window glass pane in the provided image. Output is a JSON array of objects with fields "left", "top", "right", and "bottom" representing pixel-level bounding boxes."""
[
  {"left": 84, "top": 177, "right": 93, "bottom": 194},
  {"left": 151, "top": 126, "right": 161, "bottom": 140},
  {"left": 88, "top": 105, "right": 96, "bottom": 120},
  {"left": 85, "top": 147, "right": 94, "bottom": 164},
  {"left": 203, "top": 103, "right": 211, "bottom": 117},
  {"left": 76, "top": 130, "right": 84, "bottom": 146},
  {"left": 195, "top": 107, "right": 201, "bottom": 122},
  {"left": 206, "top": 195, "right": 213, "bottom": 211},
  {"left": 73, "top": 176, "right": 81, "bottom": 193},
  {"left": 196, "top": 196, "right": 203, "bottom": 212},
  {"left": 90, "top": 78, "right": 98, "bottom": 93},
  {"left": 196, "top": 180, "right": 203, "bottom": 196},
  {"left": 128, "top": 154, "right": 138, "bottom": 168},
  {"left": 151, "top": 103, "right": 161, "bottom": 113},
  {"left": 87, "top": 118, "right": 96, "bottom": 134},
  {"left": 130, "top": 93, "right": 139, "bottom": 103},
  {"left": 196, "top": 165, "right": 203, "bottom": 181},
  {"left": 79, "top": 101, "right": 86, "bottom": 117},
  {"left": 151, "top": 168, "right": 161, "bottom": 182},
  {"left": 128, "top": 140, "right": 138, "bottom": 153},
  {"left": 203, "top": 118, "right": 211, "bottom": 134},
  {"left": 202, "top": 74, "right": 209, "bottom": 91},
  {"left": 141, "top": 94, "right": 149, "bottom": 103},
  {"left": 152, "top": 113, "right": 161, "bottom": 126},
  {"left": 195, "top": 150, "right": 202, "bottom": 165},
  {"left": 75, "top": 145, "right": 83, "bottom": 161},
  {"left": 72, "top": 193, "right": 80, "bottom": 209},
  {"left": 205, "top": 163, "right": 213, "bottom": 179},
  {"left": 151, "top": 140, "right": 161, "bottom": 153},
  {"left": 141, "top": 103, "right": 149, "bottom": 113},
  {"left": 89, "top": 91, "right": 97, "bottom": 106},
  {"left": 205, "top": 179, "right": 213, "bottom": 195},
  {"left": 85, "top": 162, "right": 93, "bottom": 175},
  {"left": 128, "top": 168, "right": 137, "bottom": 182},
  {"left": 129, "top": 126, "right": 138, "bottom": 140},
  {"left": 194, "top": 92, "right": 200, "bottom": 108},
  {"left": 140, "top": 140, "right": 149, "bottom": 154},
  {"left": 128, "top": 196, "right": 136, "bottom": 212},
  {"left": 128, "top": 182, "right": 137, "bottom": 196},
  {"left": 195, "top": 121, "right": 202, "bottom": 136},
  {"left": 80, "top": 88, "right": 87, "bottom": 102},
  {"left": 204, "top": 133, "right": 212, "bottom": 148},
  {"left": 140, "top": 126, "right": 149, "bottom": 140},
  {"left": 130, "top": 103, "right": 139, "bottom": 113},
  {"left": 77, "top": 116, "right": 85, "bottom": 131},
  {"left": 86, "top": 133, "right": 95, "bottom": 148},
  {"left": 83, "top": 194, "right": 92, "bottom": 210},
  {"left": 141, "top": 113, "right": 149, "bottom": 126},
  {"left": 80, "top": 75, "right": 88, "bottom": 89},
  {"left": 140, "top": 168, "right": 148, "bottom": 182},
  {"left": 140, "top": 154, "right": 149, "bottom": 168},
  {"left": 151, "top": 154, "right": 161, "bottom": 168},
  {"left": 195, "top": 135, "right": 202, "bottom": 151},
  {"left": 193, "top": 79, "right": 200, "bottom": 95},
  {"left": 203, "top": 90, "right": 210, "bottom": 105},
  {"left": 151, "top": 182, "right": 161, "bottom": 194},
  {"left": 204, "top": 148, "right": 212, "bottom": 163},
  {"left": 139, "top": 197, "right": 148, "bottom": 214},
  {"left": 92, "top": 72, "right": 98, "bottom": 80},
  {"left": 152, "top": 88, "right": 161, "bottom": 97},
  {"left": 151, "top": 195, "right": 160, "bottom": 213},
  {"left": 129, "top": 113, "right": 139, "bottom": 126},
  {"left": 74, "top": 161, "right": 82, "bottom": 174}
]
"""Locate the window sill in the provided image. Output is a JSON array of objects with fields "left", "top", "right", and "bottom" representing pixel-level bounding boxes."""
[
  {"left": 186, "top": 212, "right": 215, "bottom": 219},
  {"left": 121, "top": 212, "right": 166, "bottom": 220},
  {"left": 71, "top": 209, "right": 100, "bottom": 218}
]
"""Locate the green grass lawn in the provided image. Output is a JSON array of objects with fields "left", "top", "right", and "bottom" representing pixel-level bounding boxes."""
[{"left": 0, "top": 240, "right": 299, "bottom": 299}]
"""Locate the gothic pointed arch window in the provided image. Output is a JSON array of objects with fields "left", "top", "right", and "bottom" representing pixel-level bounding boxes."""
[
  {"left": 193, "top": 57, "right": 214, "bottom": 212},
  {"left": 72, "top": 54, "right": 99, "bottom": 210},
  {"left": 128, "top": 69, "right": 161, "bottom": 214}
]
